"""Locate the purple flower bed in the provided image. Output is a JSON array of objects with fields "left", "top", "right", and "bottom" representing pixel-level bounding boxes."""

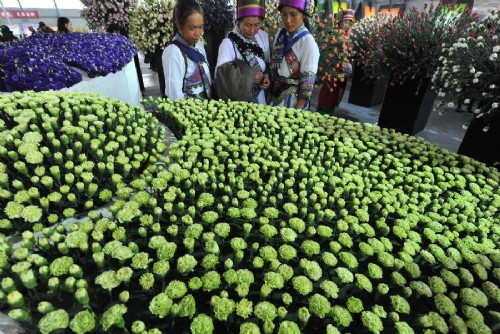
[{"left": 0, "top": 33, "right": 137, "bottom": 92}]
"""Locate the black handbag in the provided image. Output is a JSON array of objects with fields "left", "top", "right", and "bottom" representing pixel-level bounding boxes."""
[{"left": 214, "top": 59, "right": 257, "bottom": 102}]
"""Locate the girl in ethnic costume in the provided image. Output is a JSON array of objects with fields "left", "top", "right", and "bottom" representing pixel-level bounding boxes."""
[
  {"left": 162, "top": 0, "right": 212, "bottom": 100},
  {"left": 216, "top": 0, "right": 271, "bottom": 105},
  {"left": 271, "top": 0, "right": 319, "bottom": 110}
]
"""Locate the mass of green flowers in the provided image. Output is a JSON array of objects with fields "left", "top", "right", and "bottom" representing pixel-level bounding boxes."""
[
  {"left": 0, "top": 94, "right": 499, "bottom": 333},
  {"left": 0, "top": 92, "right": 165, "bottom": 233}
]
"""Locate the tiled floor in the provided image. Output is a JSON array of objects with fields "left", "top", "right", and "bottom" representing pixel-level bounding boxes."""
[{"left": 139, "top": 54, "right": 473, "bottom": 154}]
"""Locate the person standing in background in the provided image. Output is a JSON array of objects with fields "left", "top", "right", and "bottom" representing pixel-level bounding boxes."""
[
  {"left": 0, "top": 26, "right": 18, "bottom": 43},
  {"left": 38, "top": 22, "right": 54, "bottom": 33},
  {"left": 162, "top": 0, "right": 212, "bottom": 100},
  {"left": 270, "top": 0, "right": 319, "bottom": 110},
  {"left": 57, "top": 17, "right": 73, "bottom": 33},
  {"left": 216, "top": 0, "right": 271, "bottom": 104}
]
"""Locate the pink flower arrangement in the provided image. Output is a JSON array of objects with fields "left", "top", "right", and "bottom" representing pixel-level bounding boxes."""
[
  {"left": 81, "top": 0, "right": 138, "bottom": 31},
  {"left": 364, "top": 1, "right": 477, "bottom": 86}
]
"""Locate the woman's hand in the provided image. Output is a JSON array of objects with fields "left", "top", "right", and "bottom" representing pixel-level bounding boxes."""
[
  {"left": 254, "top": 71, "right": 263, "bottom": 84},
  {"left": 295, "top": 99, "right": 307, "bottom": 110},
  {"left": 261, "top": 74, "right": 270, "bottom": 90}
]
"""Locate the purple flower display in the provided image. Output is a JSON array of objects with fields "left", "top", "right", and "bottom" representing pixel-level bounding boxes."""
[{"left": 0, "top": 33, "right": 137, "bottom": 92}]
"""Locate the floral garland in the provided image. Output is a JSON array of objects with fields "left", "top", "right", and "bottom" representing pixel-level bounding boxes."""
[
  {"left": 433, "top": 9, "right": 500, "bottom": 128},
  {"left": 80, "top": 0, "right": 138, "bottom": 31},
  {"left": 0, "top": 33, "right": 137, "bottom": 92},
  {"left": 311, "top": 12, "right": 352, "bottom": 88},
  {"left": 129, "top": 0, "right": 175, "bottom": 53}
]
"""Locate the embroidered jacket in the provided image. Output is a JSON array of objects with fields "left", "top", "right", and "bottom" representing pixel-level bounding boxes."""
[
  {"left": 216, "top": 28, "right": 270, "bottom": 104},
  {"left": 271, "top": 24, "right": 319, "bottom": 106},
  {"left": 162, "top": 34, "right": 212, "bottom": 100}
]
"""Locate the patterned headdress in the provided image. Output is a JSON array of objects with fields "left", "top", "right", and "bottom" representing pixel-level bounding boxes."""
[
  {"left": 341, "top": 9, "right": 355, "bottom": 21},
  {"left": 237, "top": 0, "right": 266, "bottom": 19},
  {"left": 278, "top": 0, "right": 315, "bottom": 17}
]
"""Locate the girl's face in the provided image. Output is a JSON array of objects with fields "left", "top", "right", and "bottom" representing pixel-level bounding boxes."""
[
  {"left": 177, "top": 12, "right": 204, "bottom": 45},
  {"left": 339, "top": 20, "right": 351, "bottom": 31},
  {"left": 280, "top": 6, "right": 304, "bottom": 33},
  {"left": 239, "top": 16, "right": 262, "bottom": 39},
  {"left": 66, "top": 21, "right": 73, "bottom": 32}
]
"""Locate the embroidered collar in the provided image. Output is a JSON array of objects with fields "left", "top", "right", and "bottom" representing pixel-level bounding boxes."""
[
  {"left": 228, "top": 31, "right": 264, "bottom": 60},
  {"left": 174, "top": 33, "right": 196, "bottom": 48},
  {"left": 286, "top": 23, "right": 306, "bottom": 38}
]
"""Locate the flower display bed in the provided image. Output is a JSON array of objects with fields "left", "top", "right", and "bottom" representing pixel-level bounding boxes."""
[
  {"left": 0, "top": 33, "right": 137, "bottom": 93},
  {"left": 59, "top": 60, "right": 143, "bottom": 107},
  {"left": 0, "top": 95, "right": 499, "bottom": 333},
  {"left": 0, "top": 92, "right": 165, "bottom": 235}
]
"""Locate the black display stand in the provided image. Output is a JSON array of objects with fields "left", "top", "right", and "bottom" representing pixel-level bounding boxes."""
[
  {"left": 155, "top": 47, "right": 166, "bottom": 98},
  {"left": 458, "top": 114, "right": 500, "bottom": 169},
  {"left": 348, "top": 62, "right": 388, "bottom": 107},
  {"left": 378, "top": 77, "right": 436, "bottom": 135}
]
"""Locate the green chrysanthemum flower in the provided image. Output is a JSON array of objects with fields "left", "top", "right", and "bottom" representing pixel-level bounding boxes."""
[
  {"left": 139, "top": 272, "right": 155, "bottom": 290},
  {"left": 309, "top": 293, "right": 331, "bottom": 318},
  {"left": 49, "top": 256, "right": 74, "bottom": 276},
  {"left": 166, "top": 280, "right": 188, "bottom": 299},
  {"left": 236, "top": 298, "right": 253, "bottom": 319},
  {"left": 178, "top": 294, "right": 196, "bottom": 318},
  {"left": 65, "top": 231, "right": 88, "bottom": 249},
  {"left": 279, "top": 244, "right": 297, "bottom": 261},
  {"left": 278, "top": 321, "right": 301, "bottom": 334},
  {"left": 254, "top": 301, "right": 277, "bottom": 322},
  {"left": 38, "top": 309, "right": 69, "bottom": 334},
  {"left": 131, "top": 252, "right": 152, "bottom": 270},
  {"left": 100, "top": 304, "right": 127, "bottom": 331},
  {"left": 153, "top": 260, "right": 170, "bottom": 277},
  {"left": 95, "top": 270, "right": 121, "bottom": 290},
  {"left": 292, "top": 276, "right": 313, "bottom": 296},
  {"left": 190, "top": 314, "right": 214, "bottom": 334},
  {"left": 21, "top": 205, "right": 43, "bottom": 223},
  {"left": 264, "top": 271, "right": 285, "bottom": 289},
  {"left": 177, "top": 254, "right": 198, "bottom": 275},
  {"left": 391, "top": 295, "right": 410, "bottom": 314},
  {"left": 70, "top": 310, "right": 96, "bottom": 334},
  {"left": 361, "top": 311, "right": 383, "bottom": 334},
  {"left": 149, "top": 293, "right": 173, "bottom": 318},
  {"left": 331, "top": 306, "right": 353, "bottom": 327},
  {"left": 202, "top": 271, "right": 221, "bottom": 291},
  {"left": 336, "top": 267, "right": 354, "bottom": 283}
]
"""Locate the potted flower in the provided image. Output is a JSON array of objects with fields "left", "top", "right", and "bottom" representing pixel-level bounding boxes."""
[
  {"left": 80, "top": 0, "right": 137, "bottom": 32},
  {"left": 347, "top": 13, "right": 391, "bottom": 107},
  {"left": 365, "top": 2, "right": 476, "bottom": 135},
  {"left": 129, "top": 0, "right": 175, "bottom": 99},
  {"left": 80, "top": 0, "right": 145, "bottom": 92},
  {"left": 311, "top": 12, "right": 352, "bottom": 113},
  {"left": 80, "top": 0, "right": 137, "bottom": 31},
  {"left": 197, "top": 0, "right": 235, "bottom": 77},
  {"left": 433, "top": 9, "right": 500, "bottom": 168}
]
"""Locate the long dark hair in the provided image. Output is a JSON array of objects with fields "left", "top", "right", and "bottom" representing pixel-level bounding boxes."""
[
  {"left": 57, "top": 17, "right": 70, "bottom": 33},
  {"left": 173, "top": 0, "right": 204, "bottom": 34}
]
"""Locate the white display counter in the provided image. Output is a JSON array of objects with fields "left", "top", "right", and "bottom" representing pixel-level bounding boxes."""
[
  {"left": 61, "top": 60, "right": 142, "bottom": 107},
  {"left": 1, "top": 59, "right": 142, "bottom": 107}
]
